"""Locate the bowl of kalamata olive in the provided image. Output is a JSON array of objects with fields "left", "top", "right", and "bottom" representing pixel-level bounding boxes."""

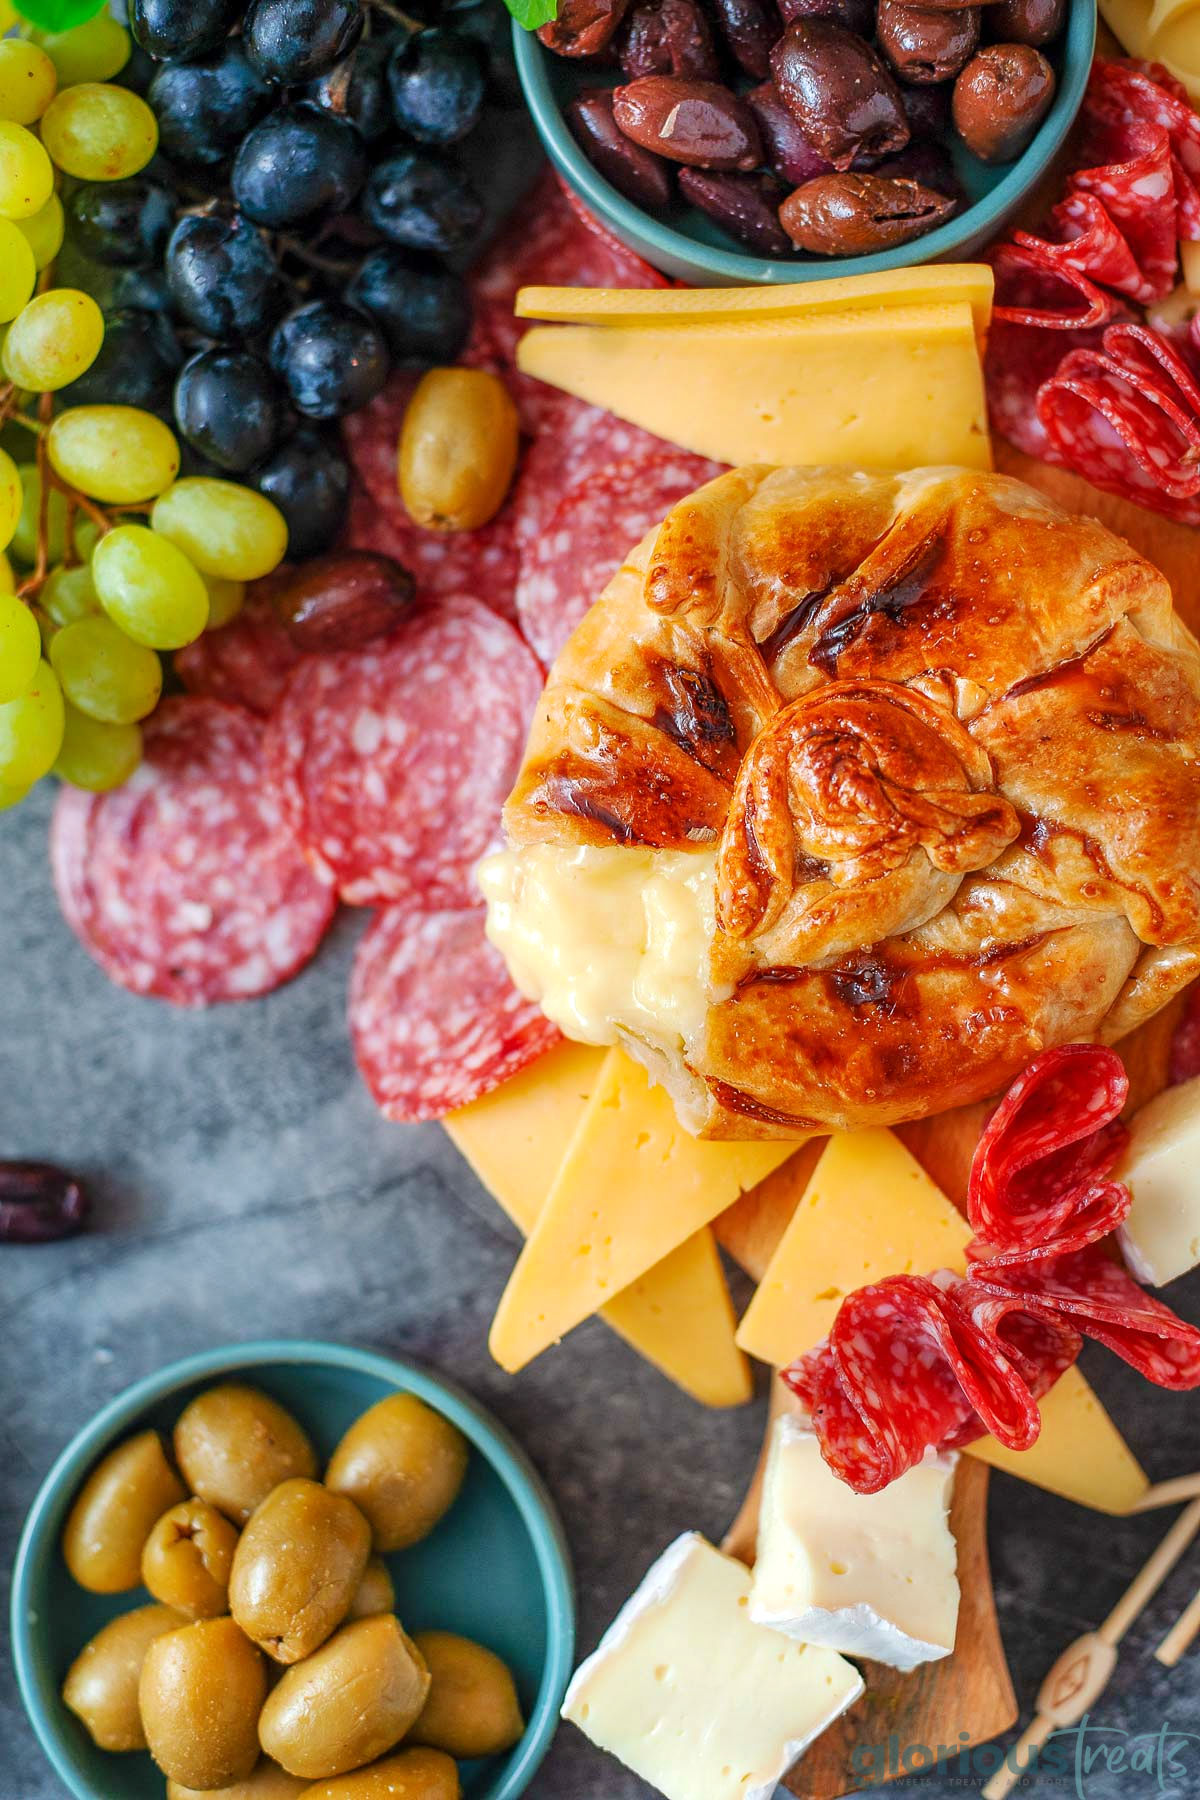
[{"left": 513, "top": 0, "right": 1094, "bottom": 282}]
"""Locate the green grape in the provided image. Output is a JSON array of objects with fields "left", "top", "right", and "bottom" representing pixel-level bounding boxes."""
[
  {"left": 92, "top": 524, "right": 209, "bottom": 651},
  {"left": 49, "top": 612, "right": 162, "bottom": 722},
  {"left": 47, "top": 405, "right": 180, "bottom": 505},
  {"left": 35, "top": 17, "right": 130, "bottom": 89},
  {"left": 3, "top": 289, "right": 105, "bottom": 392},
  {"left": 53, "top": 701, "right": 141, "bottom": 791},
  {"left": 203, "top": 574, "right": 246, "bottom": 630},
  {"left": 150, "top": 480, "right": 289, "bottom": 583},
  {"left": 0, "top": 549, "right": 12, "bottom": 591},
  {"left": 0, "top": 589, "right": 40, "bottom": 704},
  {"left": 41, "top": 559, "right": 99, "bottom": 626},
  {"left": 0, "top": 40, "right": 57, "bottom": 124},
  {"left": 0, "top": 777, "right": 31, "bottom": 809},
  {"left": 0, "top": 220, "right": 35, "bottom": 319},
  {"left": 0, "top": 120, "right": 54, "bottom": 221},
  {"left": 17, "top": 192, "right": 65, "bottom": 270},
  {"left": 37, "top": 82, "right": 157, "bottom": 182},
  {"left": 0, "top": 446, "right": 20, "bottom": 552},
  {"left": 8, "top": 464, "right": 100, "bottom": 568},
  {"left": 0, "top": 655, "right": 64, "bottom": 786}
]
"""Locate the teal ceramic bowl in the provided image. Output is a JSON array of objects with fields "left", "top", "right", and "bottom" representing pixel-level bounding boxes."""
[
  {"left": 514, "top": 0, "right": 1096, "bottom": 284},
  {"left": 12, "top": 1340, "right": 575, "bottom": 1800}
]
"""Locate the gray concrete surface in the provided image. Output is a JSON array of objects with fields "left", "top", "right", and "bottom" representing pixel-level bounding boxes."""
[{"left": 2, "top": 781, "right": 1199, "bottom": 1799}]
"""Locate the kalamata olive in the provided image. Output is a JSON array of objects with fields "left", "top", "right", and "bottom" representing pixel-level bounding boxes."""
[
  {"left": 746, "top": 79, "right": 832, "bottom": 183},
  {"left": 140, "top": 1618, "right": 268, "bottom": 1790},
  {"left": 325, "top": 1392, "right": 469, "bottom": 1552},
  {"left": 708, "top": 0, "right": 777, "bottom": 76},
  {"left": 174, "top": 1385, "right": 317, "bottom": 1526},
  {"left": 778, "top": 0, "right": 873, "bottom": 30},
  {"left": 538, "top": 0, "right": 632, "bottom": 55},
  {"left": 566, "top": 88, "right": 675, "bottom": 210},
  {"left": 874, "top": 137, "right": 962, "bottom": 202},
  {"left": 399, "top": 368, "right": 520, "bottom": 532},
  {"left": 142, "top": 1498, "right": 239, "bottom": 1620},
  {"left": 985, "top": 0, "right": 1064, "bottom": 42},
  {"left": 346, "top": 1555, "right": 396, "bottom": 1621},
  {"left": 409, "top": 1631, "right": 525, "bottom": 1760},
  {"left": 779, "top": 170, "right": 956, "bottom": 251},
  {"left": 63, "top": 1431, "right": 187, "bottom": 1594},
  {"left": 167, "top": 1766, "right": 308, "bottom": 1800},
  {"left": 878, "top": 0, "right": 981, "bottom": 82},
  {"left": 62, "top": 1605, "right": 182, "bottom": 1752},
  {"left": 271, "top": 551, "right": 415, "bottom": 651},
  {"left": 230, "top": 1478, "right": 371, "bottom": 1663},
  {"left": 678, "top": 167, "right": 793, "bottom": 254},
  {"left": 258, "top": 1616, "right": 431, "bottom": 1780},
  {"left": 298, "top": 1748, "right": 460, "bottom": 1800},
  {"left": 620, "top": 0, "right": 720, "bottom": 80},
  {"left": 0, "top": 1160, "right": 88, "bottom": 1243},
  {"left": 952, "top": 42, "right": 1054, "bottom": 160},
  {"left": 771, "top": 21, "right": 909, "bottom": 169},
  {"left": 612, "top": 75, "right": 763, "bottom": 169},
  {"left": 901, "top": 78, "right": 952, "bottom": 137}
]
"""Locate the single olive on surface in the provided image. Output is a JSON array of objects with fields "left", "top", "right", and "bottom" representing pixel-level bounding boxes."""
[
  {"left": 952, "top": 42, "right": 1055, "bottom": 160},
  {"left": 778, "top": 171, "right": 956, "bottom": 252},
  {"left": 770, "top": 21, "right": 909, "bottom": 169},
  {"left": 139, "top": 1616, "right": 268, "bottom": 1790},
  {"left": 258, "top": 1615, "right": 431, "bottom": 1781},
  {"left": 325, "top": 1393, "right": 469, "bottom": 1552},
  {"left": 346, "top": 1555, "right": 396, "bottom": 1621},
  {"left": 612, "top": 75, "right": 763, "bottom": 170},
  {"left": 985, "top": 0, "right": 1064, "bottom": 36},
  {"left": 166, "top": 1763, "right": 309, "bottom": 1800},
  {"left": 409, "top": 1630, "right": 525, "bottom": 1760},
  {"left": 174, "top": 1384, "right": 317, "bottom": 1525},
  {"left": 398, "top": 368, "right": 519, "bottom": 535},
  {"left": 299, "top": 1747, "right": 461, "bottom": 1800},
  {"left": 230, "top": 1477, "right": 372, "bottom": 1663},
  {"left": 877, "top": 0, "right": 981, "bottom": 83},
  {"left": 141, "top": 1497, "right": 240, "bottom": 1619},
  {"left": 61, "top": 1604, "right": 181, "bottom": 1752},
  {"left": 62, "top": 1430, "right": 186, "bottom": 1592},
  {"left": 270, "top": 551, "right": 415, "bottom": 653}
]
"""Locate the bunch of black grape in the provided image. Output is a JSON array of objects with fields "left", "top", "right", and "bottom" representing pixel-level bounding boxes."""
[{"left": 59, "top": 0, "right": 499, "bottom": 559}]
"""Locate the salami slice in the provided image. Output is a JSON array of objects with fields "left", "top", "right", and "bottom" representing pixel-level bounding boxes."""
[
  {"left": 349, "top": 904, "right": 560, "bottom": 1120},
  {"left": 265, "top": 594, "right": 542, "bottom": 909},
  {"left": 51, "top": 697, "right": 336, "bottom": 1006},
  {"left": 514, "top": 448, "right": 726, "bottom": 667},
  {"left": 1169, "top": 983, "right": 1200, "bottom": 1085},
  {"left": 174, "top": 587, "right": 303, "bottom": 718}
]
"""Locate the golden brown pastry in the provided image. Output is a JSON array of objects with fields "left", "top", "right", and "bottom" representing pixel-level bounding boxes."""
[{"left": 483, "top": 466, "right": 1200, "bottom": 1136}]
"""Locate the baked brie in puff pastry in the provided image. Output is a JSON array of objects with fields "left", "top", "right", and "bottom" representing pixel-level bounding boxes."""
[{"left": 482, "top": 466, "right": 1200, "bottom": 1137}]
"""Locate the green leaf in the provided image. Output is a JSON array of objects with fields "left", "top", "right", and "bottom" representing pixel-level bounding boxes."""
[
  {"left": 14, "top": 0, "right": 106, "bottom": 29},
  {"left": 504, "top": 0, "right": 558, "bottom": 30}
]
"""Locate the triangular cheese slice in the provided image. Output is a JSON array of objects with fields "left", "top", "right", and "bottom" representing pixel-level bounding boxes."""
[
  {"left": 446, "top": 1043, "right": 752, "bottom": 1406},
  {"left": 488, "top": 1048, "right": 800, "bottom": 1374},
  {"left": 967, "top": 1365, "right": 1148, "bottom": 1515}
]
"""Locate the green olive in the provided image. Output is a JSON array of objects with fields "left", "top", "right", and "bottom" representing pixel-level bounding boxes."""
[
  {"left": 325, "top": 1395, "right": 468, "bottom": 1552},
  {"left": 166, "top": 1762, "right": 309, "bottom": 1800},
  {"left": 345, "top": 1555, "right": 395, "bottom": 1622},
  {"left": 300, "top": 1746, "right": 461, "bottom": 1799},
  {"left": 62, "top": 1430, "right": 187, "bottom": 1592},
  {"left": 174, "top": 1385, "right": 317, "bottom": 1525},
  {"left": 409, "top": 1630, "right": 525, "bottom": 1759},
  {"left": 258, "top": 1615, "right": 430, "bottom": 1781},
  {"left": 139, "top": 1616, "right": 268, "bottom": 1790},
  {"left": 230, "top": 1478, "right": 371, "bottom": 1663},
  {"left": 141, "top": 1497, "right": 239, "bottom": 1619},
  {"left": 61, "top": 1603, "right": 181, "bottom": 1751}
]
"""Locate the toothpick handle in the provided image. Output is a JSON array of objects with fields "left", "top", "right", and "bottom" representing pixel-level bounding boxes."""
[
  {"left": 1134, "top": 1473, "right": 1200, "bottom": 1512},
  {"left": 1156, "top": 1585, "right": 1200, "bottom": 1668},
  {"left": 980, "top": 1712, "right": 1054, "bottom": 1800},
  {"left": 1100, "top": 1496, "right": 1200, "bottom": 1643}
]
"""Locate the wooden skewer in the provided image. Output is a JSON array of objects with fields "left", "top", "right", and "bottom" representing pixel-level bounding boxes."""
[
  {"left": 981, "top": 1496, "right": 1200, "bottom": 1800},
  {"left": 1133, "top": 1471, "right": 1200, "bottom": 1512},
  {"left": 1156, "top": 1585, "right": 1200, "bottom": 1667}
]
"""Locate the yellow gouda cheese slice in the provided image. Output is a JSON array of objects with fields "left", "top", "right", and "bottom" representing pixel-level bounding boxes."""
[
  {"left": 968, "top": 1367, "right": 1148, "bottom": 1515},
  {"left": 516, "top": 303, "right": 991, "bottom": 473},
  {"left": 446, "top": 1043, "right": 752, "bottom": 1405},
  {"left": 488, "top": 1048, "right": 799, "bottom": 1374}
]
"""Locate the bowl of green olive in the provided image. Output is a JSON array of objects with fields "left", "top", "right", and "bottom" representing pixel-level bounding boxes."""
[{"left": 11, "top": 1341, "right": 576, "bottom": 1800}]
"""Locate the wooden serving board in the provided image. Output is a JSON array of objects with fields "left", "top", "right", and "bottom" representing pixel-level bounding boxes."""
[{"left": 711, "top": 444, "right": 1200, "bottom": 1799}]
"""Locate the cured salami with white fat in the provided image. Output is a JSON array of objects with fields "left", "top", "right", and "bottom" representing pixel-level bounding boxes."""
[
  {"left": 51, "top": 697, "right": 336, "bottom": 1005},
  {"left": 174, "top": 587, "right": 303, "bottom": 717},
  {"left": 349, "top": 904, "right": 560, "bottom": 1120},
  {"left": 265, "top": 595, "right": 542, "bottom": 908}
]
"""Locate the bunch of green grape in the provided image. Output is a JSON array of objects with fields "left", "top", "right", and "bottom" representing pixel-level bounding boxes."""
[{"left": 0, "top": 22, "right": 287, "bottom": 809}]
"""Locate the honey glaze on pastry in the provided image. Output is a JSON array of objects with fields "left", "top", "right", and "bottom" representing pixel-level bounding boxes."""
[{"left": 483, "top": 466, "right": 1200, "bottom": 1137}]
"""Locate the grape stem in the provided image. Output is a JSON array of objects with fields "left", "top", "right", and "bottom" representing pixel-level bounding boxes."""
[
  {"left": 12, "top": 392, "right": 120, "bottom": 600},
  {"left": 366, "top": 0, "right": 426, "bottom": 27}
]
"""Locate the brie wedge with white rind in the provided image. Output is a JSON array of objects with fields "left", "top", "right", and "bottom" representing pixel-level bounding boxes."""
[
  {"left": 750, "top": 1418, "right": 959, "bottom": 1671},
  {"left": 561, "top": 1531, "right": 863, "bottom": 1800},
  {"left": 1117, "top": 1073, "right": 1200, "bottom": 1286}
]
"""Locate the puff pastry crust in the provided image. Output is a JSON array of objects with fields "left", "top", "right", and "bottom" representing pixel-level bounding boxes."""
[{"left": 499, "top": 466, "right": 1200, "bottom": 1136}]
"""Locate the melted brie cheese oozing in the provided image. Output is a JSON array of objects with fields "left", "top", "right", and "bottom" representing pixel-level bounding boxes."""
[{"left": 478, "top": 844, "right": 718, "bottom": 1053}]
